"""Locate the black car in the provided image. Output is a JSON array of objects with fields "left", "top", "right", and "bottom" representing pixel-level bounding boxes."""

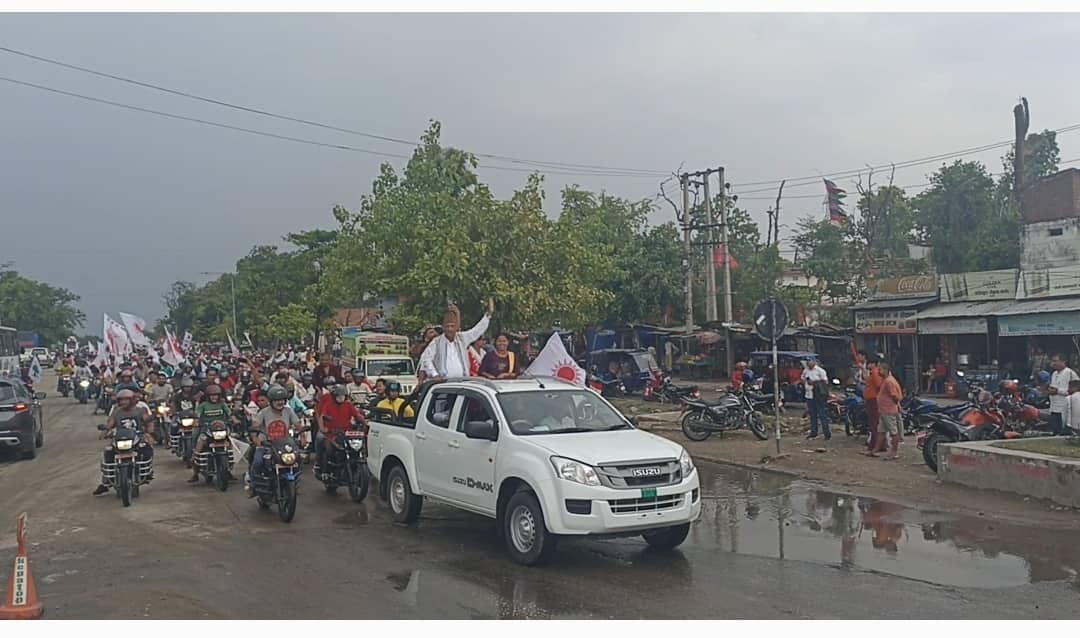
[{"left": 0, "top": 376, "right": 45, "bottom": 459}]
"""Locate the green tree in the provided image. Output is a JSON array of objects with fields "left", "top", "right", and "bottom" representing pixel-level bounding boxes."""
[
  {"left": 265, "top": 303, "right": 316, "bottom": 343},
  {"left": 913, "top": 160, "right": 998, "bottom": 273},
  {"left": 0, "top": 264, "right": 85, "bottom": 344},
  {"left": 792, "top": 217, "right": 858, "bottom": 301}
]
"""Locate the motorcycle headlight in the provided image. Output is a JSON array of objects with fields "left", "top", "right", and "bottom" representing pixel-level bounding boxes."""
[
  {"left": 550, "top": 456, "right": 601, "bottom": 487},
  {"left": 116, "top": 439, "right": 134, "bottom": 451},
  {"left": 304, "top": 409, "right": 315, "bottom": 418},
  {"left": 212, "top": 430, "right": 228, "bottom": 440},
  {"left": 157, "top": 405, "right": 169, "bottom": 415},
  {"left": 679, "top": 449, "right": 695, "bottom": 477},
  {"left": 181, "top": 418, "right": 195, "bottom": 427},
  {"left": 80, "top": 380, "right": 90, "bottom": 388},
  {"left": 279, "top": 452, "right": 297, "bottom": 466},
  {"left": 348, "top": 439, "right": 364, "bottom": 450}
]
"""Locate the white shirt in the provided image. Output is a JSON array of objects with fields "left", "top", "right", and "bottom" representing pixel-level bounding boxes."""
[
  {"left": 1049, "top": 367, "right": 1078, "bottom": 414},
  {"left": 1068, "top": 392, "right": 1080, "bottom": 431},
  {"left": 419, "top": 314, "right": 491, "bottom": 378},
  {"left": 801, "top": 365, "right": 828, "bottom": 400},
  {"left": 295, "top": 384, "right": 317, "bottom": 403}
]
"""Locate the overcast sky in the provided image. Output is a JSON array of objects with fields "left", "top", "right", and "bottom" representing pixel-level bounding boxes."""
[{"left": 2, "top": 12, "right": 1079, "bottom": 333}]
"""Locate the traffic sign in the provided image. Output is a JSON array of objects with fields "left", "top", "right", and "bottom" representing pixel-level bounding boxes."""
[{"left": 752, "top": 298, "right": 789, "bottom": 343}]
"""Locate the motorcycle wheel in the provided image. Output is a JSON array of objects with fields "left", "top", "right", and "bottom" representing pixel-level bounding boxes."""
[
  {"left": 215, "top": 456, "right": 229, "bottom": 492},
  {"left": 922, "top": 433, "right": 944, "bottom": 473},
  {"left": 844, "top": 412, "right": 855, "bottom": 437},
  {"left": 349, "top": 463, "right": 370, "bottom": 503},
  {"left": 748, "top": 413, "right": 768, "bottom": 441},
  {"left": 278, "top": 481, "right": 298, "bottom": 523},
  {"left": 256, "top": 495, "right": 270, "bottom": 510},
  {"left": 680, "top": 411, "right": 712, "bottom": 442},
  {"left": 118, "top": 467, "right": 132, "bottom": 507}
]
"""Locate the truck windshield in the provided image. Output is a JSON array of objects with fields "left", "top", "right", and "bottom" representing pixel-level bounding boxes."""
[
  {"left": 367, "top": 359, "right": 415, "bottom": 376},
  {"left": 497, "top": 390, "right": 631, "bottom": 435}
]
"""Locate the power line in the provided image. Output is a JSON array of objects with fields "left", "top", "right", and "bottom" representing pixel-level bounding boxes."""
[
  {"left": 0, "top": 74, "right": 672, "bottom": 179},
  {"left": 0, "top": 44, "right": 669, "bottom": 177}
]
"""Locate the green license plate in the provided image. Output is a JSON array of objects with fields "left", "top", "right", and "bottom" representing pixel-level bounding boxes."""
[{"left": 640, "top": 488, "right": 657, "bottom": 499}]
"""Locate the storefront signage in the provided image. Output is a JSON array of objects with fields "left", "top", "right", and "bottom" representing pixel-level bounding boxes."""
[
  {"left": 939, "top": 269, "right": 1018, "bottom": 302},
  {"left": 868, "top": 275, "right": 937, "bottom": 298},
  {"left": 1018, "top": 266, "right": 1080, "bottom": 299},
  {"left": 998, "top": 312, "right": 1080, "bottom": 336},
  {"left": 918, "top": 317, "right": 988, "bottom": 335},
  {"left": 855, "top": 309, "right": 919, "bottom": 334}
]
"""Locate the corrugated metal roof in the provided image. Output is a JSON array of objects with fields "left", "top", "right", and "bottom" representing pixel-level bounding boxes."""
[
  {"left": 849, "top": 296, "right": 938, "bottom": 311},
  {"left": 915, "top": 297, "right": 1080, "bottom": 319}
]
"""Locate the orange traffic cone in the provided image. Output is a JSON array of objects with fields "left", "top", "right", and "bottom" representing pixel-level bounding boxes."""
[{"left": 0, "top": 513, "right": 43, "bottom": 620}]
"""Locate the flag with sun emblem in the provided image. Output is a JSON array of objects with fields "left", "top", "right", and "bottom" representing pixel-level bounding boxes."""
[{"left": 525, "top": 333, "right": 586, "bottom": 386}]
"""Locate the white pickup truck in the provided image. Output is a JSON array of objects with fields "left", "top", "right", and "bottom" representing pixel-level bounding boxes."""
[{"left": 367, "top": 376, "right": 702, "bottom": 565}]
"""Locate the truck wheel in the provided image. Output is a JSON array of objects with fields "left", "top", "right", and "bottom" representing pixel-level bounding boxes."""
[
  {"left": 503, "top": 490, "right": 558, "bottom": 566},
  {"left": 642, "top": 522, "right": 691, "bottom": 550},
  {"left": 387, "top": 465, "right": 422, "bottom": 524}
]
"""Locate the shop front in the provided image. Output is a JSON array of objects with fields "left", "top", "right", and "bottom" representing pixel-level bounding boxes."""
[
  {"left": 915, "top": 300, "right": 1013, "bottom": 391},
  {"left": 997, "top": 302, "right": 1080, "bottom": 376},
  {"left": 852, "top": 293, "right": 937, "bottom": 390}
]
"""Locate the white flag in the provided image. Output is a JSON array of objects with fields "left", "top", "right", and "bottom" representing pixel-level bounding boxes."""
[
  {"left": 104, "top": 314, "right": 132, "bottom": 356},
  {"left": 119, "top": 312, "right": 153, "bottom": 348},
  {"left": 230, "top": 436, "right": 251, "bottom": 466},
  {"left": 162, "top": 328, "right": 183, "bottom": 366},
  {"left": 92, "top": 341, "right": 109, "bottom": 369},
  {"left": 243, "top": 331, "right": 254, "bottom": 348},
  {"left": 524, "top": 333, "right": 586, "bottom": 386},
  {"left": 182, "top": 331, "right": 193, "bottom": 353},
  {"left": 227, "top": 330, "right": 241, "bottom": 358},
  {"left": 28, "top": 354, "right": 43, "bottom": 385}
]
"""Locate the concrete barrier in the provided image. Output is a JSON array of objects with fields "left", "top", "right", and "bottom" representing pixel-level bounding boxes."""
[{"left": 938, "top": 440, "right": 1080, "bottom": 508}]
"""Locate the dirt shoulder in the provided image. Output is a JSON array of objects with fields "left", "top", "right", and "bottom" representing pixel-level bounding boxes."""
[{"left": 630, "top": 406, "right": 1080, "bottom": 530}]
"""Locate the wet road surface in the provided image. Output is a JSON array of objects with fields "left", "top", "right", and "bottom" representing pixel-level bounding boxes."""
[{"left": 1, "top": 383, "right": 1078, "bottom": 618}]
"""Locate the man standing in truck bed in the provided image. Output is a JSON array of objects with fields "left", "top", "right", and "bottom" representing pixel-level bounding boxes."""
[{"left": 419, "top": 300, "right": 494, "bottom": 380}]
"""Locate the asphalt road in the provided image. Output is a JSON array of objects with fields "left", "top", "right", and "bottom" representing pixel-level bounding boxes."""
[{"left": 0, "top": 382, "right": 1077, "bottom": 619}]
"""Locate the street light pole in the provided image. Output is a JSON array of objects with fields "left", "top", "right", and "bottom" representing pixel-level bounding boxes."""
[
  {"left": 312, "top": 260, "right": 323, "bottom": 352},
  {"left": 200, "top": 270, "right": 239, "bottom": 341}
]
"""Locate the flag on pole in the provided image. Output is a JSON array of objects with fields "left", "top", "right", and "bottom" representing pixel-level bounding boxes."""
[
  {"left": 230, "top": 436, "right": 251, "bottom": 466},
  {"left": 28, "top": 354, "right": 43, "bottom": 385},
  {"left": 227, "top": 330, "right": 241, "bottom": 358},
  {"left": 162, "top": 328, "right": 184, "bottom": 366},
  {"left": 824, "top": 178, "right": 848, "bottom": 225},
  {"left": 181, "top": 331, "right": 193, "bottom": 353},
  {"left": 243, "top": 331, "right": 254, "bottom": 348},
  {"left": 104, "top": 314, "right": 132, "bottom": 357},
  {"left": 92, "top": 341, "right": 109, "bottom": 369},
  {"left": 119, "top": 312, "right": 153, "bottom": 348},
  {"left": 524, "top": 333, "right": 586, "bottom": 386}
]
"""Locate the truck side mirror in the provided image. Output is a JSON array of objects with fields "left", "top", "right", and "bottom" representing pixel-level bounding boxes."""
[
  {"left": 33, "top": 392, "right": 46, "bottom": 401},
  {"left": 463, "top": 420, "right": 497, "bottom": 441}
]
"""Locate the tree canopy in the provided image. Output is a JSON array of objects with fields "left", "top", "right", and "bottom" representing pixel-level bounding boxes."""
[{"left": 0, "top": 263, "right": 85, "bottom": 344}]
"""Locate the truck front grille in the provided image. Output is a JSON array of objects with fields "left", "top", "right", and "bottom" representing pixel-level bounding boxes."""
[
  {"left": 608, "top": 493, "right": 684, "bottom": 514},
  {"left": 596, "top": 459, "right": 681, "bottom": 489}
]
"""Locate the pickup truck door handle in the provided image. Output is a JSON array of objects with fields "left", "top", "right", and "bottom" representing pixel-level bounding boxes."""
[
  {"left": 415, "top": 433, "right": 427, "bottom": 441},
  {"left": 447, "top": 440, "right": 460, "bottom": 449}
]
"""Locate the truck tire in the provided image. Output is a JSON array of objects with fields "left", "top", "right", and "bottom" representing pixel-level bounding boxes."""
[
  {"left": 642, "top": 522, "right": 691, "bottom": 550},
  {"left": 503, "top": 490, "right": 558, "bottom": 566},
  {"left": 387, "top": 465, "right": 422, "bottom": 524}
]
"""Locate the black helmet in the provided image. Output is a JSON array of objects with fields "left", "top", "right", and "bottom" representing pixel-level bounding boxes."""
[
  {"left": 387, "top": 381, "right": 402, "bottom": 393},
  {"left": 351, "top": 368, "right": 363, "bottom": 378},
  {"left": 301, "top": 373, "right": 313, "bottom": 382},
  {"left": 267, "top": 385, "right": 289, "bottom": 401},
  {"left": 332, "top": 385, "right": 348, "bottom": 398}
]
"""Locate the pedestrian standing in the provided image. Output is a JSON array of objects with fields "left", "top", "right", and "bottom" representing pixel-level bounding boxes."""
[
  {"left": 802, "top": 359, "right": 831, "bottom": 440},
  {"left": 862, "top": 356, "right": 883, "bottom": 456},
  {"left": 1067, "top": 380, "right": 1080, "bottom": 436},
  {"left": 872, "top": 362, "right": 903, "bottom": 459},
  {"left": 1048, "top": 354, "right": 1079, "bottom": 436}
]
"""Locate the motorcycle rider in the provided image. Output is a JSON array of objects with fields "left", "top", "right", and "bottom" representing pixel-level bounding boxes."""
[
  {"left": 93, "top": 388, "right": 154, "bottom": 495},
  {"left": 148, "top": 372, "right": 174, "bottom": 403},
  {"left": 345, "top": 368, "right": 371, "bottom": 404},
  {"left": 316, "top": 385, "right": 366, "bottom": 481},
  {"left": 295, "top": 373, "right": 317, "bottom": 403},
  {"left": 56, "top": 358, "right": 75, "bottom": 392},
  {"left": 376, "top": 381, "right": 415, "bottom": 419},
  {"left": 189, "top": 384, "right": 231, "bottom": 483},
  {"left": 246, "top": 384, "right": 300, "bottom": 497},
  {"left": 366, "top": 378, "right": 388, "bottom": 411}
]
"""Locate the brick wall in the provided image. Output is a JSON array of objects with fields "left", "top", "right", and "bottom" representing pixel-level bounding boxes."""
[{"left": 1023, "top": 168, "right": 1080, "bottom": 224}]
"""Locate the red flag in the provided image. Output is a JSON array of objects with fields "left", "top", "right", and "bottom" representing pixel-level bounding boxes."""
[{"left": 713, "top": 245, "right": 738, "bottom": 269}]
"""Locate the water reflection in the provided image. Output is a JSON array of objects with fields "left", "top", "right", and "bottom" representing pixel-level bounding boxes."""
[{"left": 693, "top": 463, "right": 1080, "bottom": 589}]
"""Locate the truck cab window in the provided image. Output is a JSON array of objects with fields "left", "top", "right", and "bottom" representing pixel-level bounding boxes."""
[
  {"left": 457, "top": 395, "right": 496, "bottom": 433},
  {"left": 426, "top": 392, "right": 458, "bottom": 429}
]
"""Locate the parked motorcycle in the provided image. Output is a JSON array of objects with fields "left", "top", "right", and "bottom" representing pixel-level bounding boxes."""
[
  {"left": 313, "top": 428, "right": 370, "bottom": 502},
  {"left": 74, "top": 378, "right": 91, "bottom": 404},
  {"left": 193, "top": 419, "right": 235, "bottom": 492},
  {"left": 680, "top": 389, "right": 769, "bottom": 442},
  {"left": 97, "top": 421, "right": 153, "bottom": 507},
  {"left": 643, "top": 375, "right": 700, "bottom": 404},
  {"left": 900, "top": 394, "right": 971, "bottom": 433},
  {"left": 587, "top": 372, "right": 626, "bottom": 398},
  {"left": 250, "top": 421, "right": 303, "bottom": 523},
  {"left": 916, "top": 413, "right": 1008, "bottom": 473}
]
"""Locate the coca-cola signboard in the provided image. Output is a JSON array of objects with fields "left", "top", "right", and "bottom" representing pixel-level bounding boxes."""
[{"left": 868, "top": 275, "right": 937, "bottom": 298}]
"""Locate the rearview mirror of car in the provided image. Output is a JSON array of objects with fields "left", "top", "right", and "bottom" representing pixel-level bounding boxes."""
[
  {"left": 463, "top": 420, "right": 497, "bottom": 441},
  {"left": 33, "top": 392, "right": 46, "bottom": 400},
  {"left": 96, "top": 424, "right": 107, "bottom": 431}
]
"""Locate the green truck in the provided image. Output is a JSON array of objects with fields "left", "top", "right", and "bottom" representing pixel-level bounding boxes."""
[{"left": 341, "top": 330, "right": 419, "bottom": 401}]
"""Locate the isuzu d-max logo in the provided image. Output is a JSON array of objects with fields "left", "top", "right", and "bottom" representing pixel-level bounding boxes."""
[
  {"left": 631, "top": 466, "right": 663, "bottom": 477},
  {"left": 453, "top": 476, "right": 494, "bottom": 492}
]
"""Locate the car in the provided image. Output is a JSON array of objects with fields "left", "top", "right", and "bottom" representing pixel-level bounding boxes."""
[
  {"left": 367, "top": 376, "right": 701, "bottom": 566},
  {"left": 0, "top": 377, "right": 45, "bottom": 460},
  {"left": 29, "top": 347, "right": 52, "bottom": 368}
]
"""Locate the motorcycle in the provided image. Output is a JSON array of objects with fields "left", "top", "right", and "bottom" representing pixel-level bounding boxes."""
[
  {"left": 901, "top": 394, "right": 972, "bottom": 433},
  {"left": 150, "top": 401, "right": 171, "bottom": 446},
  {"left": 95, "top": 383, "right": 115, "bottom": 416},
  {"left": 97, "top": 421, "right": 153, "bottom": 507},
  {"left": 58, "top": 375, "right": 72, "bottom": 398},
  {"left": 298, "top": 402, "right": 316, "bottom": 463},
  {"left": 916, "top": 413, "right": 1010, "bottom": 472},
  {"left": 193, "top": 420, "right": 235, "bottom": 492},
  {"left": 173, "top": 409, "right": 197, "bottom": 466},
  {"left": 250, "top": 421, "right": 303, "bottom": 523},
  {"left": 313, "top": 426, "right": 370, "bottom": 502},
  {"left": 74, "top": 378, "right": 91, "bottom": 404},
  {"left": 643, "top": 375, "right": 700, "bottom": 404},
  {"left": 680, "top": 389, "right": 769, "bottom": 442},
  {"left": 587, "top": 373, "right": 626, "bottom": 398}
]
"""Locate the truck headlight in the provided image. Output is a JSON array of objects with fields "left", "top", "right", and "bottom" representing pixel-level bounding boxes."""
[
  {"left": 679, "top": 449, "right": 695, "bottom": 476},
  {"left": 116, "top": 439, "right": 134, "bottom": 451},
  {"left": 551, "top": 456, "right": 601, "bottom": 487}
]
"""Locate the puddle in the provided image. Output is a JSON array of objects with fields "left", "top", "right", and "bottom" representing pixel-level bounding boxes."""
[
  {"left": 385, "top": 569, "right": 590, "bottom": 619},
  {"left": 332, "top": 508, "right": 370, "bottom": 526},
  {"left": 690, "top": 463, "right": 1080, "bottom": 588}
]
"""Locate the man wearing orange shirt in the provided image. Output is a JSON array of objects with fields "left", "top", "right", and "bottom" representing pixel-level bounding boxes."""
[
  {"left": 873, "top": 362, "right": 904, "bottom": 459},
  {"left": 862, "top": 356, "right": 883, "bottom": 456}
]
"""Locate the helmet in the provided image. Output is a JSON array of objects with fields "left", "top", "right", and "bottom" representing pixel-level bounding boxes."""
[
  {"left": 118, "top": 382, "right": 141, "bottom": 394},
  {"left": 267, "top": 385, "right": 289, "bottom": 401},
  {"left": 351, "top": 368, "right": 363, "bottom": 378},
  {"left": 735, "top": 361, "right": 747, "bottom": 370},
  {"left": 1000, "top": 380, "right": 1019, "bottom": 394},
  {"left": 181, "top": 378, "right": 194, "bottom": 389},
  {"left": 387, "top": 381, "right": 402, "bottom": 393},
  {"left": 332, "top": 385, "right": 348, "bottom": 398},
  {"left": 205, "top": 384, "right": 222, "bottom": 396},
  {"left": 116, "top": 388, "right": 136, "bottom": 401},
  {"left": 301, "top": 373, "right": 313, "bottom": 382},
  {"left": 1037, "top": 370, "right": 1051, "bottom": 384}
]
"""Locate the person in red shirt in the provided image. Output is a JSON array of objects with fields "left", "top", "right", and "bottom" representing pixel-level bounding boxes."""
[
  {"left": 730, "top": 361, "right": 747, "bottom": 392},
  {"left": 316, "top": 385, "right": 366, "bottom": 480}
]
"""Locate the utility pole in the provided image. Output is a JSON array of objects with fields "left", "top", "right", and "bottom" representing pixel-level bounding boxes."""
[
  {"left": 702, "top": 178, "right": 718, "bottom": 322},
  {"left": 681, "top": 175, "right": 694, "bottom": 332},
  {"left": 718, "top": 168, "right": 734, "bottom": 377}
]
